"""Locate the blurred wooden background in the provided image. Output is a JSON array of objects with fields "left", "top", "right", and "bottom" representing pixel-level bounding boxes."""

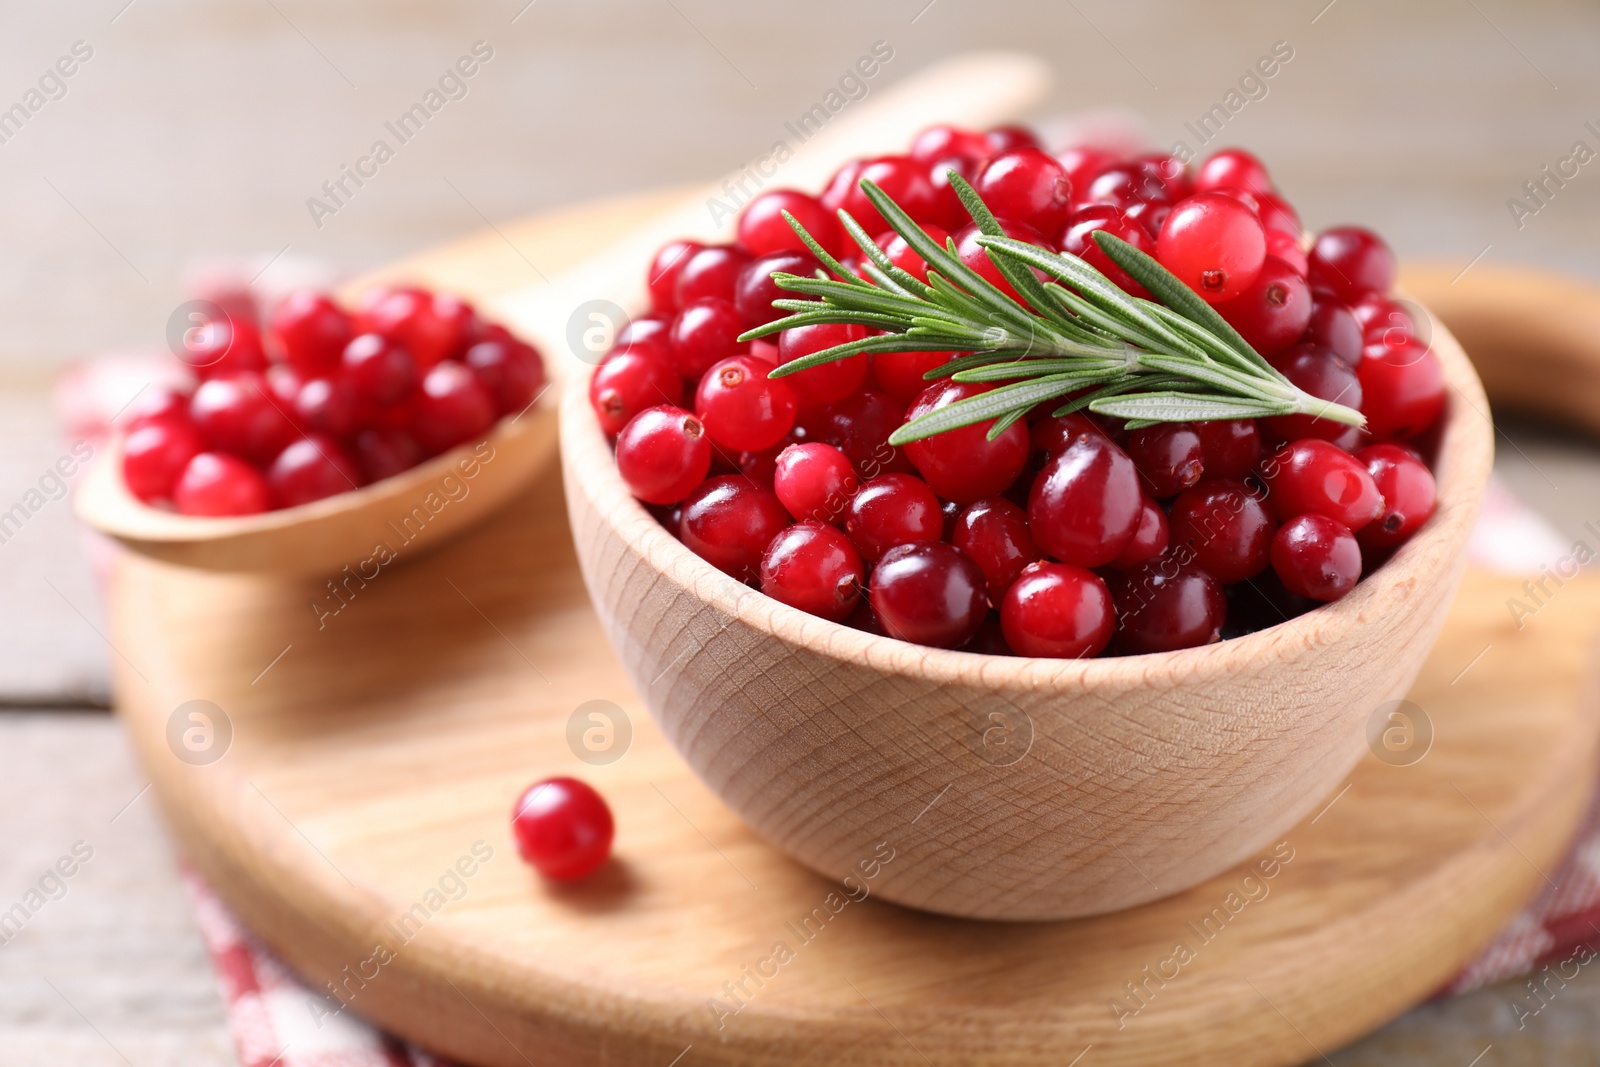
[{"left": 2, "top": 0, "right": 1598, "bottom": 1063}]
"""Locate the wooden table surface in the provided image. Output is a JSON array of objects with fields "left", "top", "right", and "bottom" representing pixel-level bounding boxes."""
[{"left": 3, "top": 0, "right": 1599, "bottom": 1063}]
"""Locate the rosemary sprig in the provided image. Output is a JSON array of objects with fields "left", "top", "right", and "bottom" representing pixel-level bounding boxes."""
[{"left": 739, "top": 174, "right": 1364, "bottom": 444}]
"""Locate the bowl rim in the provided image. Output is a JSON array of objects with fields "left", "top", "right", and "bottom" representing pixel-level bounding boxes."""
[{"left": 562, "top": 306, "right": 1493, "bottom": 694}]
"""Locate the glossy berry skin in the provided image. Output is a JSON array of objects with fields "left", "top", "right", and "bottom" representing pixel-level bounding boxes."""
[
  {"left": 1308, "top": 227, "right": 1396, "bottom": 304},
  {"left": 1111, "top": 559, "right": 1228, "bottom": 654},
  {"left": 1125, "top": 422, "right": 1204, "bottom": 498},
  {"left": 1265, "top": 228, "right": 1309, "bottom": 276},
  {"left": 975, "top": 148, "right": 1074, "bottom": 239},
  {"left": 823, "top": 156, "right": 937, "bottom": 234},
  {"left": 1266, "top": 343, "right": 1363, "bottom": 442},
  {"left": 869, "top": 542, "right": 988, "bottom": 649},
  {"left": 773, "top": 442, "right": 858, "bottom": 523},
  {"left": 181, "top": 314, "right": 267, "bottom": 379},
  {"left": 1194, "top": 148, "right": 1274, "bottom": 196},
  {"left": 1304, "top": 299, "right": 1364, "bottom": 364},
  {"left": 1056, "top": 146, "right": 1120, "bottom": 194},
  {"left": 669, "top": 298, "right": 748, "bottom": 381},
  {"left": 614, "top": 315, "right": 670, "bottom": 351},
  {"left": 675, "top": 245, "right": 751, "bottom": 307},
  {"left": 647, "top": 240, "right": 704, "bottom": 314},
  {"left": 590, "top": 348, "right": 684, "bottom": 436},
  {"left": 511, "top": 777, "right": 614, "bottom": 881},
  {"left": 806, "top": 391, "right": 911, "bottom": 479},
  {"left": 1356, "top": 443, "right": 1437, "bottom": 549},
  {"left": 1194, "top": 419, "right": 1262, "bottom": 480},
  {"left": 189, "top": 372, "right": 298, "bottom": 463},
  {"left": 910, "top": 124, "right": 991, "bottom": 164},
  {"left": 1060, "top": 206, "right": 1156, "bottom": 297},
  {"left": 871, "top": 350, "right": 952, "bottom": 404},
  {"left": 952, "top": 498, "right": 1040, "bottom": 605},
  {"left": 925, "top": 156, "right": 981, "bottom": 231},
  {"left": 615, "top": 406, "right": 712, "bottom": 505},
  {"left": 122, "top": 419, "right": 204, "bottom": 504},
  {"left": 844, "top": 473, "right": 942, "bottom": 563},
  {"left": 695, "top": 355, "right": 798, "bottom": 452},
  {"left": 173, "top": 452, "right": 270, "bottom": 516},
  {"left": 986, "top": 125, "right": 1040, "bottom": 154},
  {"left": 342, "top": 333, "right": 419, "bottom": 407},
  {"left": 1259, "top": 439, "right": 1383, "bottom": 530},
  {"left": 761, "top": 521, "right": 865, "bottom": 621},
  {"left": 466, "top": 340, "right": 543, "bottom": 416},
  {"left": 879, "top": 225, "right": 950, "bottom": 283},
  {"left": 414, "top": 361, "right": 495, "bottom": 454},
  {"left": 954, "top": 219, "right": 1050, "bottom": 303},
  {"left": 1027, "top": 434, "right": 1142, "bottom": 568},
  {"left": 353, "top": 428, "right": 421, "bottom": 483},
  {"left": 1271, "top": 514, "right": 1362, "bottom": 601},
  {"left": 1030, "top": 412, "right": 1112, "bottom": 458},
  {"left": 125, "top": 385, "right": 192, "bottom": 431},
  {"left": 1256, "top": 193, "right": 1302, "bottom": 239},
  {"left": 1000, "top": 561, "right": 1114, "bottom": 658},
  {"left": 738, "top": 190, "right": 842, "bottom": 258},
  {"left": 1215, "top": 256, "right": 1312, "bottom": 356},
  {"left": 1082, "top": 164, "right": 1174, "bottom": 214},
  {"left": 269, "top": 290, "right": 351, "bottom": 375},
  {"left": 903, "top": 381, "right": 1030, "bottom": 504},
  {"left": 776, "top": 323, "right": 869, "bottom": 407},
  {"left": 293, "top": 377, "right": 359, "bottom": 438},
  {"left": 1111, "top": 497, "right": 1170, "bottom": 569},
  {"left": 1357, "top": 339, "right": 1445, "bottom": 440},
  {"left": 267, "top": 434, "right": 361, "bottom": 509},
  {"left": 735, "top": 250, "right": 822, "bottom": 328},
  {"left": 1168, "top": 480, "right": 1277, "bottom": 583},
  {"left": 678, "top": 476, "right": 791, "bottom": 583},
  {"left": 359, "top": 288, "right": 475, "bottom": 368},
  {"left": 1157, "top": 192, "right": 1267, "bottom": 304}
]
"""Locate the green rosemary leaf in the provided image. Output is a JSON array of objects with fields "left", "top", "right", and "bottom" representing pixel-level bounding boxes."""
[
  {"left": 739, "top": 307, "right": 904, "bottom": 339},
  {"left": 779, "top": 210, "right": 870, "bottom": 287},
  {"left": 1088, "top": 392, "right": 1290, "bottom": 423},
  {"left": 836, "top": 209, "right": 925, "bottom": 297},
  {"left": 952, "top": 358, "right": 1126, "bottom": 383},
  {"left": 889, "top": 374, "right": 1091, "bottom": 445}
]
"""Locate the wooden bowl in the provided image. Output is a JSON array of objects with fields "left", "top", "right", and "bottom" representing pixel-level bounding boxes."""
[
  {"left": 562, "top": 314, "right": 1494, "bottom": 921},
  {"left": 76, "top": 394, "right": 557, "bottom": 576}
]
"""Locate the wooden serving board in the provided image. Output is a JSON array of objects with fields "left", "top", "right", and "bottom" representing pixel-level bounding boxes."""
[{"left": 107, "top": 189, "right": 1600, "bottom": 1065}]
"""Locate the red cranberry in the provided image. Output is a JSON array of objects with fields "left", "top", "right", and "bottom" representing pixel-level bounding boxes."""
[
  {"left": 1061, "top": 205, "right": 1156, "bottom": 297},
  {"left": 773, "top": 442, "right": 857, "bottom": 523},
  {"left": 1308, "top": 227, "right": 1396, "bottom": 304},
  {"left": 675, "top": 245, "right": 751, "bottom": 307},
  {"left": 1216, "top": 256, "right": 1312, "bottom": 356},
  {"left": 1194, "top": 419, "right": 1262, "bottom": 480},
  {"left": 1266, "top": 343, "right": 1363, "bottom": 442},
  {"left": 735, "top": 250, "right": 821, "bottom": 328},
  {"left": 1157, "top": 193, "right": 1267, "bottom": 304},
  {"left": 1265, "top": 228, "right": 1308, "bottom": 275},
  {"left": 342, "top": 333, "right": 419, "bottom": 407},
  {"left": 353, "top": 428, "right": 421, "bottom": 482},
  {"left": 189, "top": 372, "right": 298, "bottom": 463},
  {"left": 869, "top": 542, "right": 988, "bottom": 649},
  {"left": 1000, "top": 561, "right": 1114, "bottom": 658},
  {"left": 358, "top": 289, "right": 475, "bottom": 368},
  {"left": 467, "top": 340, "right": 544, "bottom": 416},
  {"left": 1055, "top": 145, "right": 1120, "bottom": 192},
  {"left": 269, "top": 290, "right": 351, "bottom": 375},
  {"left": 695, "top": 355, "right": 798, "bottom": 452},
  {"left": 878, "top": 225, "right": 950, "bottom": 284},
  {"left": 1137, "top": 154, "right": 1193, "bottom": 200},
  {"left": 903, "top": 381, "right": 1030, "bottom": 504},
  {"left": 1259, "top": 439, "right": 1383, "bottom": 530},
  {"left": 910, "top": 124, "right": 991, "bottom": 164},
  {"left": 986, "top": 125, "right": 1040, "bottom": 154},
  {"left": 267, "top": 434, "right": 361, "bottom": 509},
  {"left": 843, "top": 473, "right": 942, "bottom": 563},
  {"left": 122, "top": 419, "right": 204, "bottom": 504},
  {"left": 734, "top": 429, "right": 801, "bottom": 489},
  {"left": 1030, "top": 411, "right": 1113, "bottom": 458},
  {"left": 1357, "top": 338, "right": 1445, "bottom": 440},
  {"left": 181, "top": 314, "right": 267, "bottom": 379},
  {"left": 614, "top": 315, "right": 670, "bottom": 351},
  {"left": 590, "top": 348, "right": 684, "bottom": 436},
  {"left": 173, "top": 452, "right": 270, "bottom": 516},
  {"left": 926, "top": 156, "right": 981, "bottom": 230},
  {"left": 953, "top": 219, "right": 1051, "bottom": 303},
  {"left": 1111, "top": 559, "right": 1228, "bottom": 654},
  {"left": 1360, "top": 299, "right": 1418, "bottom": 351},
  {"left": 1356, "top": 443, "right": 1436, "bottom": 549},
  {"left": 776, "top": 323, "right": 869, "bottom": 406},
  {"left": 1028, "top": 434, "right": 1142, "bottom": 568},
  {"left": 669, "top": 298, "right": 748, "bottom": 381},
  {"left": 807, "top": 391, "right": 911, "bottom": 479},
  {"left": 1304, "top": 299, "right": 1363, "bottom": 364},
  {"left": 615, "top": 406, "right": 711, "bottom": 504},
  {"left": 511, "top": 777, "right": 613, "bottom": 881},
  {"left": 952, "top": 498, "right": 1040, "bottom": 605},
  {"left": 1080, "top": 164, "right": 1173, "bottom": 213},
  {"left": 1168, "top": 479, "right": 1277, "bottom": 583},
  {"left": 648, "top": 240, "right": 704, "bottom": 315},
  {"left": 1125, "top": 422, "right": 1204, "bottom": 498},
  {"left": 975, "top": 148, "right": 1073, "bottom": 239},
  {"left": 414, "top": 361, "right": 495, "bottom": 453},
  {"left": 1271, "top": 514, "right": 1362, "bottom": 601},
  {"left": 825, "top": 156, "right": 938, "bottom": 233},
  {"left": 738, "top": 190, "right": 842, "bottom": 258},
  {"left": 1194, "top": 148, "right": 1274, "bottom": 196},
  {"left": 871, "top": 350, "right": 953, "bottom": 404},
  {"left": 1111, "top": 497, "right": 1169, "bottom": 569},
  {"left": 293, "top": 377, "right": 358, "bottom": 438},
  {"left": 125, "top": 385, "right": 192, "bottom": 430},
  {"left": 760, "top": 521, "right": 864, "bottom": 622},
  {"left": 678, "top": 476, "right": 790, "bottom": 582},
  {"left": 1256, "top": 193, "right": 1302, "bottom": 238}
]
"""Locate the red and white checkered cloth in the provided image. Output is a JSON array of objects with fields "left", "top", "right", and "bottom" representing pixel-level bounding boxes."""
[{"left": 167, "top": 483, "right": 1594, "bottom": 1065}]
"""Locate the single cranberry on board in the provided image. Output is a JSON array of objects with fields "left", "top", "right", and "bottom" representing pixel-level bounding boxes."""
[
  {"left": 678, "top": 476, "right": 790, "bottom": 583},
  {"left": 1000, "top": 561, "right": 1115, "bottom": 659},
  {"left": 869, "top": 541, "right": 988, "bottom": 649},
  {"left": 1027, "top": 434, "right": 1143, "bottom": 568},
  {"left": 760, "top": 521, "right": 865, "bottom": 622},
  {"left": 511, "top": 778, "right": 614, "bottom": 881},
  {"left": 903, "top": 380, "right": 1030, "bottom": 504}
]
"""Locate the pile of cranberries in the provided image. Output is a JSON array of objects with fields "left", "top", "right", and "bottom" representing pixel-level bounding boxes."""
[
  {"left": 591, "top": 126, "right": 1445, "bottom": 658},
  {"left": 120, "top": 287, "right": 545, "bottom": 516}
]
